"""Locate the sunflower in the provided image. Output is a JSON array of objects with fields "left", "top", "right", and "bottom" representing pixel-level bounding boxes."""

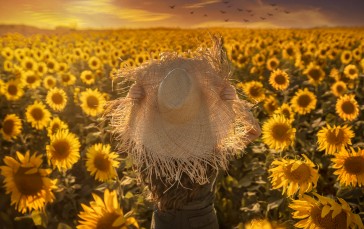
[
  {"left": 304, "top": 63, "right": 325, "bottom": 86},
  {"left": 332, "top": 147, "right": 364, "bottom": 187},
  {"left": 21, "top": 57, "right": 37, "bottom": 72},
  {"left": 1, "top": 114, "right": 22, "bottom": 141},
  {"left": 79, "top": 88, "right": 106, "bottom": 117},
  {"left": 329, "top": 68, "right": 340, "bottom": 81},
  {"left": 59, "top": 73, "right": 76, "bottom": 86},
  {"left": 269, "top": 154, "right": 318, "bottom": 196},
  {"left": 2, "top": 80, "right": 24, "bottom": 101},
  {"left": 252, "top": 53, "right": 266, "bottom": 67},
  {"left": 77, "top": 189, "right": 139, "bottom": 229},
  {"left": 4, "top": 60, "right": 13, "bottom": 72},
  {"left": 266, "top": 57, "right": 280, "bottom": 71},
  {"left": 1, "top": 47, "right": 14, "bottom": 60},
  {"left": 46, "top": 87, "right": 68, "bottom": 112},
  {"left": 273, "top": 103, "right": 295, "bottom": 123},
  {"left": 336, "top": 94, "right": 360, "bottom": 121},
  {"left": 244, "top": 218, "right": 286, "bottom": 229},
  {"left": 331, "top": 81, "right": 347, "bottom": 97},
  {"left": 25, "top": 101, "right": 51, "bottom": 130},
  {"left": 43, "top": 75, "right": 57, "bottom": 89},
  {"left": 269, "top": 69, "right": 290, "bottom": 90},
  {"left": 46, "top": 129, "right": 80, "bottom": 171},
  {"left": 340, "top": 50, "right": 352, "bottom": 64},
  {"left": 360, "top": 58, "right": 364, "bottom": 72},
  {"left": 291, "top": 88, "right": 317, "bottom": 115},
  {"left": 80, "top": 70, "right": 96, "bottom": 85},
  {"left": 241, "top": 81, "right": 266, "bottom": 102},
  {"left": 88, "top": 56, "right": 102, "bottom": 70},
  {"left": 46, "top": 58, "right": 59, "bottom": 73},
  {"left": 343, "top": 64, "right": 359, "bottom": 80},
  {"left": 317, "top": 124, "right": 354, "bottom": 155},
  {"left": 262, "top": 115, "right": 296, "bottom": 151},
  {"left": 263, "top": 95, "right": 279, "bottom": 115},
  {"left": 36, "top": 62, "right": 48, "bottom": 76},
  {"left": 85, "top": 144, "right": 120, "bottom": 182},
  {"left": 47, "top": 117, "right": 69, "bottom": 136},
  {"left": 22, "top": 71, "right": 41, "bottom": 89},
  {"left": 0, "top": 151, "right": 57, "bottom": 213},
  {"left": 283, "top": 43, "right": 297, "bottom": 60},
  {"left": 289, "top": 193, "right": 363, "bottom": 229}
]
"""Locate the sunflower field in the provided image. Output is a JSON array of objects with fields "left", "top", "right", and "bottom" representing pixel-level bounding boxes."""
[{"left": 0, "top": 28, "right": 364, "bottom": 229}]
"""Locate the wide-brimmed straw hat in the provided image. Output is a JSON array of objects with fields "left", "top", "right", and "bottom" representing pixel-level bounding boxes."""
[{"left": 106, "top": 37, "right": 254, "bottom": 185}]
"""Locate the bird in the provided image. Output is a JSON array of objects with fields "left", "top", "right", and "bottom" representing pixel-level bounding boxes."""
[
  {"left": 227, "top": 5, "right": 232, "bottom": 8},
  {"left": 169, "top": 5, "right": 175, "bottom": 9},
  {"left": 260, "top": 17, "right": 266, "bottom": 20},
  {"left": 224, "top": 19, "right": 229, "bottom": 22},
  {"left": 204, "top": 14, "right": 208, "bottom": 17},
  {"left": 190, "top": 11, "right": 194, "bottom": 14},
  {"left": 268, "top": 13, "right": 273, "bottom": 16},
  {"left": 220, "top": 10, "right": 226, "bottom": 14},
  {"left": 223, "top": 1, "right": 229, "bottom": 4},
  {"left": 246, "top": 9, "right": 252, "bottom": 13},
  {"left": 284, "top": 10, "right": 290, "bottom": 14},
  {"left": 250, "top": 14, "right": 254, "bottom": 17},
  {"left": 275, "top": 7, "right": 279, "bottom": 11},
  {"left": 237, "top": 8, "right": 243, "bottom": 12},
  {"left": 270, "top": 3, "right": 277, "bottom": 6},
  {"left": 243, "top": 19, "right": 249, "bottom": 22}
]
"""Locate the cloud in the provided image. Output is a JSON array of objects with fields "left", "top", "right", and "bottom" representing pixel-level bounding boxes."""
[
  {"left": 183, "top": 0, "right": 220, "bottom": 9},
  {"left": 66, "top": 0, "right": 172, "bottom": 23}
]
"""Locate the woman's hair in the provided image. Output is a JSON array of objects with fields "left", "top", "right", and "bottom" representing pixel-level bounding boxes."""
[{"left": 141, "top": 164, "right": 217, "bottom": 211}]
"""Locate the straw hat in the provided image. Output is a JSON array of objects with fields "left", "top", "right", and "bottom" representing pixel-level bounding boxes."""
[{"left": 107, "top": 37, "right": 254, "bottom": 185}]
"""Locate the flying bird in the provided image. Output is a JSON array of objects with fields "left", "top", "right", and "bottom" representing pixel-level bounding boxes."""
[
  {"left": 224, "top": 19, "right": 229, "bottom": 22},
  {"left": 190, "top": 11, "right": 194, "bottom": 14},
  {"left": 268, "top": 13, "right": 273, "bottom": 16},
  {"left": 284, "top": 10, "right": 290, "bottom": 14},
  {"left": 169, "top": 5, "right": 175, "bottom": 9},
  {"left": 204, "top": 14, "right": 208, "bottom": 17},
  {"left": 220, "top": 10, "right": 226, "bottom": 14},
  {"left": 237, "top": 8, "right": 243, "bottom": 12},
  {"left": 270, "top": 3, "right": 277, "bottom": 6},
  {"left": 223, "top": 1, "right": 229, "bottom": 4},
  {"left": 243, "top": 19, "right": 249, "bottom": 22},
  {"left": 260, "top": 17, "right": 266, "bottom": 20},
  {"left": 246, "top": 9, "right": 252, "bottom": 13}
]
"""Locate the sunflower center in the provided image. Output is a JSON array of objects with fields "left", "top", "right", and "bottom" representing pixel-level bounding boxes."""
[
  {"left": 297, "top": 95, "right": 311, "bottom": 107},
  {"left": 310, "top": 206, "right": 347, "bottom": 229},
  {"left": 92, "top": 60, "right": 98, "bottom": 66},
  {"left": 274, "top": 74, "right": 286, "bottom": 85},
  {"left": 249, "top": 86, "right": 262, "bottom": 97},
  {"left": 31, "top": 108, "right": 44, "bottom": 121},
  {"left": 26, "top": 75, "right": 36, "bottom": 84},
  {"left": 52, "top": 93, "right": 64, "bottom": 104},
  {"left": 51, "top": 123, "right": 60, "bottom": 133},
  {"left": 14, "top": 167, "right": 43, "bottom": 196},
  {"left": 271, "top": 123, "right": 290, "bottom": 141},
  {"left": 52, "top": 140, "right": 71, "bottom": 159},
  {"left": 269, "top": 60, "right": 277, "bottom": 68},
  {"left": 344, "top": 156, "right": 364, "bottom": 175},
  {"left": 85, "top": 74, "right": 92, "bottom": 80},
  {"left": 326, "top": 129, "right": 345, "bottom": 145},
  {"left": 3, "top": 119, "right": 15, "bottom": 135},
  {"left": 336, "top": 85, "right": 344, "bottom": 93},
  {"left": 8, "top": 84, "right": 18, "bottom": 95},
  {"left": 308, "top": 68, "right": 321, "bottom": 80},
  {"left": 47, "top": 79, "right": 55, "bottom": 86},
  {"left": 48, "top": 62, "right": 54, "bottom": 69},
  {"left": 348, "top": 68, "right": 356, "bottom": 75},
  {"left": 26, "top": 62, "right": 33, "bottom": 70},
  {"left": 341, "top": 101, "right": 355, "bottom": 114},
  {"left": 282, "top": 109, "right": 291, "bottom": 119},
  {"left": 284, "top": 163, "right": 311, "bottom": 182},
  {"left": 286, "top": 48, "right": 294, "bottom": 56},
  {"left": 61, "top": 74, "right": 70, "bottom": 82},
  {"left": 94, "top": 153, "right": 111, "bottom": 172},
  {"left": 96, "top": 212, "right": 121, "bottom": 229},
  {"left": 87, "top": 96, "right": 99, "bottom": 108}
]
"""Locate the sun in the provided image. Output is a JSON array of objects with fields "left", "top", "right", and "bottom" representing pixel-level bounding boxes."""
[
  {"left": 25, "top": 101, "right": 51, "bottom": 130},
  {"left": 317, "top": 124, "right": 354, "bottom": 155},
  {"left": 85, "top": 143, "right": 120, "bottom": 182},
  {"left": 0, "top": 151, "right": 57, "bottom": 213},
  {"left": 332, "top": 147, "right": 364, "bottom": 187},
  {"left": 289, "top": 193, "right": 363, "bottom": 229},
  {"left": 77, "top": 189, "right": 139, "bottom": 229},
  {"left": 46, "top": 87, "right": 68, "bottom": 112},
  {"left": 46, "top": 129, "right": 81, "bottom": 171},
  {"left": 1, "top": 114, "right": 22, "bottom": 141},
  {"left": 262, "top": 115, "right": 296, "bottom": 151},
  {"left": 290, "top": 88, "right": 317, "bottom": 115},
  {"left": 79, "top": 88, "right": 107, "bottom": 117},
  {"left": 269, "top": 154, "right": 319, "bottom": 196},
  {"left": 336, "top": 94, "right": 360, "bottom": 121}
]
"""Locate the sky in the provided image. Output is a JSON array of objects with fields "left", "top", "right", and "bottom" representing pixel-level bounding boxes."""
[{"left": 0, "top": 0, "right": 364, "bottom": 29}]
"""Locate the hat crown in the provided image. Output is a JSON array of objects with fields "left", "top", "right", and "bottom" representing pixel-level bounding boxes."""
[{"left": 157, "top": 68, "right": 201, "bottom": 124}]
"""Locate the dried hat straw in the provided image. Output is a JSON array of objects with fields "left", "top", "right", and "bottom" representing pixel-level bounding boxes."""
[{"left": 106, "top": 36, "right": 254, "bottom": 185}]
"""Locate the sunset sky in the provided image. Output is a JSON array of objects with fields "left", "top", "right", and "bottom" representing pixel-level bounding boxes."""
[{"left": 1, "top": 0, "right": 364, "bottom": 29}]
